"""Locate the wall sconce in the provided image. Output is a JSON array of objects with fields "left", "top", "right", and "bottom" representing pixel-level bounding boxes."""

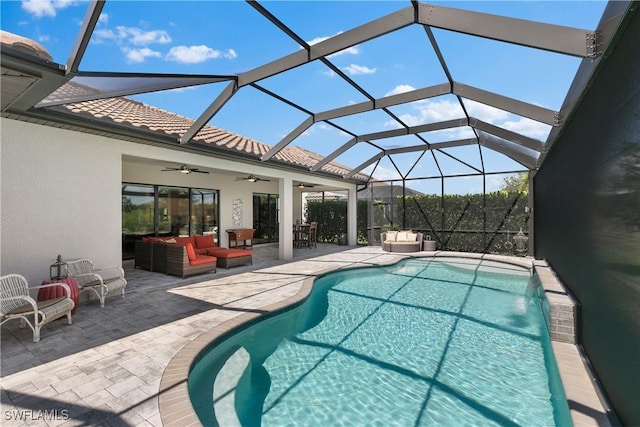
[{"left": 50, "top": 254, "right": 68, "bottom": 280}]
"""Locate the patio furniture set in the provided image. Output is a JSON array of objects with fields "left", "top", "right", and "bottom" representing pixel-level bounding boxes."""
[
  {"left": 0, "top": 258, "right": 127, "bottom": 342},
  {"left": 134, "top": 233, "right": 253, "bottom": 278}
]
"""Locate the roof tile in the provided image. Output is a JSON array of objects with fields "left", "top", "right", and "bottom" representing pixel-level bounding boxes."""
[{"left": 60, "top": 96, "right": 366, "bottom": 180}]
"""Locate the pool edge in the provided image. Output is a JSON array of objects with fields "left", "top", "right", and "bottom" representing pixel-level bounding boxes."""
[{"left": 158, "top": 250, "right": 610, "bottom": 427}]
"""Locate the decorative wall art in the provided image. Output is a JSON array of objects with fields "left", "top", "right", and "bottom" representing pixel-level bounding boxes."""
[{"left": 232, "top": 199, "right": 243, "bottom": 226}]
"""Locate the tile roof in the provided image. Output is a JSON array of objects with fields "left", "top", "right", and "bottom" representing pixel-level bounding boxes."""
[
  {"left": 59, "top": 95, "right": 367, "bottom": 180},
  {"left": 0, "top": 30, "right": 52, "bottom": 61}
]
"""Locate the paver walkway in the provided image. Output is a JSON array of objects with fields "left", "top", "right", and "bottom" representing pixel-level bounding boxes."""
[
  {"left": 1, "top": 245, "right": 610, "bottom": 426},
  {"left": 0, "top": 245, "right": 396, "bottom": 426}
]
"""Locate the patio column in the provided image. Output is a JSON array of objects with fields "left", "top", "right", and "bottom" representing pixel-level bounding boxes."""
[
  {"left": 278, "top": 177, "right": 294, "bottom": 260},
  {"left": 348, "top": 186, "right": 357, "bottom": 246}
]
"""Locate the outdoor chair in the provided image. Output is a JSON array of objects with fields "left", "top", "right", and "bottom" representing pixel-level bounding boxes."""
[
  {"left": 1, "top": 274, "right": 75, "bottom": 342},
  {"left": 309, "top": 222, "right": 318, "bottom": 249},
  {"left": 66, "top": 259, "right": 127, "bottom": 308}
]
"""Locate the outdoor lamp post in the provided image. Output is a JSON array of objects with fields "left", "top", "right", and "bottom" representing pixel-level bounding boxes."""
[
  {"left": 50, "top": 254, "right": 68, "bottom": 280},
  {"left": 513, "top": 228, "right": 529, "bottom": 255}
]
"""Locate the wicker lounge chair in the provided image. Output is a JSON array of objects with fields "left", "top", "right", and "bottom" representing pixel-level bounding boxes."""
[
  {"left": 381, "top": 231, "right": 424, "bottom": 253},
  {"left": 66, "top": 259, "right": 127, "bottom": 308},
  {"left": 1, "top": 274, "right": 75, "bottom": 342}
]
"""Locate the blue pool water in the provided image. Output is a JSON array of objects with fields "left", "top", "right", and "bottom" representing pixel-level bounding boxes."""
[{"left": 189, "top": 257, "right": 571, "bottom": 426}]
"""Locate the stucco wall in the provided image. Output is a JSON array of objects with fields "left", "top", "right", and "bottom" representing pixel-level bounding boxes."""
[{"left": 1, "top": 119, "right": 122, "bottom": 284}]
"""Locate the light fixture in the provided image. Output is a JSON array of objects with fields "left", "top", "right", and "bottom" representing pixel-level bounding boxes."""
[
  {"left": 50, "top": 254, "right": 68, "bottom": 280},
  {"left": 180, "top": 165, "right": 190, "bottom": 174},
  {"left": 513, "top": 228, "right": 529, "bottom": 255},
  {"left": 298, "top": 182, "right": 305, "bottom": 189},
  {"left": 248, "top": 175, "right": 257, "bottom": 182}
]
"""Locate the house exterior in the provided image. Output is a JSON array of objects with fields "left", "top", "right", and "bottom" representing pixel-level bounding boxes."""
[{"left": 0, "top": 32, "right": 364, "bottom": 285}]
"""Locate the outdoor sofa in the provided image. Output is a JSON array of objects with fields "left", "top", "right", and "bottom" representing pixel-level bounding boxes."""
[
  {"left": 381, "top": 231, "right": 424, "bottom": 253},
  {"left": 135, "top": 234, "right": 252, "bottom": 277}
]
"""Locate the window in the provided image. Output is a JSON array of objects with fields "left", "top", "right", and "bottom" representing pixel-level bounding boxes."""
[{"left": 122, "top": 183, "right": 219, "bottom": 259}]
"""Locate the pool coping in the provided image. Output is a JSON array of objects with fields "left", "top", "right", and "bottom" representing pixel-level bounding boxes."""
[{"left": 158, "top": 251, "right": 610, "bottom": 426}]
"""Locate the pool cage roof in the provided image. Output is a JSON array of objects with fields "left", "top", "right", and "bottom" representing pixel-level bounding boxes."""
[{"left": 1, "top": 0, "right": 634, "bottom": 187}]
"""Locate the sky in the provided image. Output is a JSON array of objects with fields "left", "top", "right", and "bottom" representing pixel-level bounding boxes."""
[{"left": 1, "top": 0, "right": 609, "bottom": 194}]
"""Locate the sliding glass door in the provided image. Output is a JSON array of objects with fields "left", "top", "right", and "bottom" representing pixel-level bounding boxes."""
[
  {"left": 253, "top": 193, "right": 279, "bottom": 244},
  {"left": 191, "top": 189, "right": 218, "bottom": 237},
  {"left": 122, "top": 184, "right": 155, "bottom": 259},
  {"left": 158, "top": 186, "right": 190, "bottom": 236},
  {"left": 122, "top": 183, "right": 219, "bottom": 259}
]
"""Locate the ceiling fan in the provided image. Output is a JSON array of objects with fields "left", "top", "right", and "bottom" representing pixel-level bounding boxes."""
[
  {"left": 161, "top": 164, "right": 209, "bottom": 174},
  {"left": 297, "top": 182, "right": 315, "bottom": 188},
  {"left": 236, "top": 174, "right": 270, "bottom": 182}
]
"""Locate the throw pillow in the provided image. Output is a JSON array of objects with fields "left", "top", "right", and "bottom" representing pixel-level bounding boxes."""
[
  {"left": 185, "top": 242, "right": 197, "bottom": 261},
  {"left": 407, "top": 232, "right": 418, "bottom": 241},
  {"left": 397, "top": 231, "right": 409, "bottom": 241},
  {"left": 195, "top": 235, "right": 215, "bottom": 249},
  {"left": 386, "top": 231, "right": 398, "bottom": 241}
]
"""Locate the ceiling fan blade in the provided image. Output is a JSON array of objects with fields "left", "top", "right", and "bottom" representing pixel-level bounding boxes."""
[
  {"left": 192, "top": 170, "right": 210, "bottom": 174},
  {"left": 236, "top": 175, "right": 268, "bottom": 182},
  {"left": 161, "top": 168, "right": 179, "bottom": 171}
]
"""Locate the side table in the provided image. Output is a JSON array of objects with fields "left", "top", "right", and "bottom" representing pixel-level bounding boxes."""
[
  {"left": 423, "top": 240, "right": 437, "bottom": 251},
  {"left": 226, "top": 228, "right": 255, "bottom": 249},
  {"left": 39, "top": 278, "right": 80, "bottom": 314}
]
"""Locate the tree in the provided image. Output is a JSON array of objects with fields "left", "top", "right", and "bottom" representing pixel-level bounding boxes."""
[{"left": 501, "top": 172, "right": 529, "bottom": 193}]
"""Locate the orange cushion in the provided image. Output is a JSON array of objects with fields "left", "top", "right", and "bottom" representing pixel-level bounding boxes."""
[
  {"left": 195, "top": 235, "right": 216, "bottom": 249},
  {"left": 175, "top": 236, "right": 195, "bottom": 246},
  {"left": 189, "top": 255, "right": 217, "bottom": 266},
  {"left": 185, "top": 242, "right": 197, "bottom": 261},
  {"left": 207, "top": 248, "right": 252, "bottom": 259}
]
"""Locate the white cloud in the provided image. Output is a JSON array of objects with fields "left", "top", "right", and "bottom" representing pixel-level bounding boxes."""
[
  {"left": 344, "top": 64, "right": 376, "bottom": 75},
  {"left": 22, "top": 0, "right": 56, "bottom": 17},
  {"left": 124, "top": 27, "right": 171, "bottom": 45},
  {"left": 166, "top": 45, "right": 235, "bottom": 64},
  {"left": 385, "top": 85, "right": 415, "bottom": 97},
  {"left": 22, "top": 0, "right": 75, "bottom": 17},
  {"left": 93, "top": 28, "right": 120, "bottom": 43},
  {"left": 98, "top": 13, "right": 109, "bottom": 25},
  {"left": 94, "top": 26, "right": 171, "bottom": 45},
  {"left": 123, "top": 47, "right": 161, "bottom": 64},
  {"left": 38, "top": 34, "right": 50, "bottom": 42},
  {"left": 463, "top": 99, "right": 510, "bottom": 123},
  {"left": 385, "top": 99, "right": 465, "bottom": 129},
  {"left": 363, "top": 164, "right": 401, "bottom": 181},
  {"left": 464, "top": 99, "right": 550, "bottom": 140},
  {"left": 501, "top": 117, "right": 551, "bottom": 140}
]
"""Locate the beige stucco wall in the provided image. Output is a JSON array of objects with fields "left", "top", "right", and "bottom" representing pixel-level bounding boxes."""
[
  {"left": 1, "top": 117, "right": 356, "bottom": 284},
  {"left": 1, "top": 119, "right": 122, "bottom": 284}
]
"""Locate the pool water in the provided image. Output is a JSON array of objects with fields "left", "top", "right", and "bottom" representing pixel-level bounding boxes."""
[{"left": 189, "top": 257, "right": 571, "bottom": 426}]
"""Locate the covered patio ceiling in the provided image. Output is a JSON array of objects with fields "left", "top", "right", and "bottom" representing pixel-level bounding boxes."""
[{"left": 1, "top": 0, "right": 635, "bottom": 187}]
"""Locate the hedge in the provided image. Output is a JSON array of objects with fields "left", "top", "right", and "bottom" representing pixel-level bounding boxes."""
[{"left": 306, "top": 191, "right": 530, "bottom": 254}]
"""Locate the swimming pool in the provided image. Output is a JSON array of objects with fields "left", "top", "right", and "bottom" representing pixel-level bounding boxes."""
[{"left": 189, "top": 257, "right": 571, "bottom": 426}]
